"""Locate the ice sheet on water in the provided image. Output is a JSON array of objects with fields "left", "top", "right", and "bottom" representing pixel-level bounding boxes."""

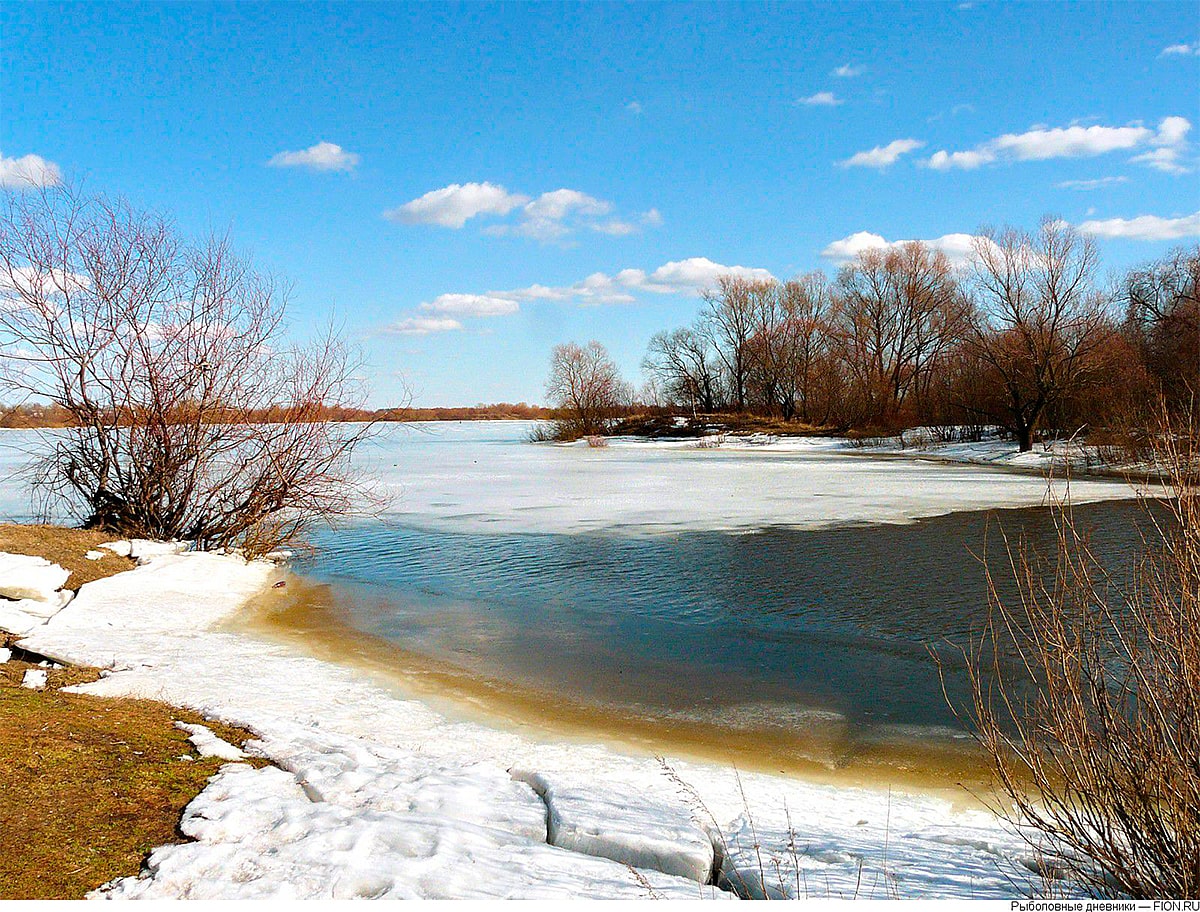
[
  {"left": 358, "top": 422, "right": 1137, "bottom": 537},
  {"left": 1, "top": 422, "right": 1137, "bottom": 536}
]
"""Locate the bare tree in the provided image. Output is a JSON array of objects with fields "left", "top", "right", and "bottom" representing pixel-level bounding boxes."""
[
  {"left": 0, "top": 186, "right": 375, "bottom": 555},
  {"left": 701, "top": 276, "right": 765, "bottom": 413},
  {"left": 543, "top": 340, "right": 630, "bottom": 439},
  {"left": 642, "top": 326, "right": 724, "bottom": 417},
  {"left": 1123, "top": 245, "right": 1199, "bottom": 420},
  {"left": 832, "top": 242, "right": 969, "bottom": 428},
  {"left": 969, "top": 219, "right": 1112, "bottom": 452},
  {"left": 773, "top": 274, "right": 835, "bottom": 423}
]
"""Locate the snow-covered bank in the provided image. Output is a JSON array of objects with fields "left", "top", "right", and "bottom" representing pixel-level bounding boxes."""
[{"left": 5, "top": 547, "right": 1046, "bottom": 900}]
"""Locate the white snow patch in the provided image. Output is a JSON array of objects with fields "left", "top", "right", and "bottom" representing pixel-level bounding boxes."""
[
  {"left": 98, "top": 540, "right": 133, "bottom": 558},
  {"left": 21, "top": 667, "right": 47, "bottom": 689},
  {"left": 175, "top": 722, "right": 246, "bottom": 761},
  {"left": 514, "top": 769, "right": 715, "bottom": 883},
  {"left": 85, "top": 550, "right": 105, "bottom": 560},
  {"left": 0, "top": 647, "right": 10, "bottom": 663},
  {"left": 130, "top": 539, "right": 188, "bottom": 564},
  {"left": 94, "top": 762, "right": 715, "bottom": 900},
  {"left": 0, "top": 552, "right": 70, "bottom": 601}
]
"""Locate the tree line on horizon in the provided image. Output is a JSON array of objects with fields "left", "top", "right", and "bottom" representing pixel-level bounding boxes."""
[
  {"left": 546, "top": 219, "right": 1197, "bottom": 452},
  {"left": 0, "top": 401, "right": 559, "bottom": 429}
]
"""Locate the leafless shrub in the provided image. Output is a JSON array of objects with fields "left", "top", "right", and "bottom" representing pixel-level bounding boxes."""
[
  {"left": 694, "top": 433, "right": 726, "bottom": 449},
  {"left": 0, "top": 185, "right": 378, "bottom": 556},
  {"left": 957, "top": 413, "right": 1200, "bottom": 897},
  {"left": 543, "top": 340, "right": 631, "bottom": 440}
]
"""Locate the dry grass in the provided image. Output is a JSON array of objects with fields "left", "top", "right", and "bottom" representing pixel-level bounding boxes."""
[
  {"left": 961, "top": 419, "right": 1200, "bottom": 898},
  {"left": 0, "top": 523, "right": 136, "bottom": 589},
  {"left": 0, "top": 633, "right": 262, "bottom": 899},
  {"left": 0, "top": 525, "right": 256, "bottom": 899}
]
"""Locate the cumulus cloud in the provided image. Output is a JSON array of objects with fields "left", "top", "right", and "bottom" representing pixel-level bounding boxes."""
[
  {"left": 1055, "top": 176, "right": 1130, "bottom": 190},
  {"left": 820, "top": 231, "right": 989, "bottom": 266},
  {"left": 1160, "top": 41, "right": 1200, "bottom": 57},
  {"left": 797, "top": 92, "right": 842, "bottom": 107},
  {"left": 1076, "top": 211, "right": 1200, "bottom": 241},
  {"left": 385, "top": 182, "right": 529, "bottom": 228},
  {"left": 419, "top": 293, "right": 519, "bottom": 318},
  {"left": 524, "top": 189, "right": 611, "bottom": 221},
  {"left": 0, "top": 152, "right": 62, "bottom": 189},
  {"left": 267, "top": 141, "right": 359, "bottom": 173},
  {"left": 840, "top": 139, "right": 925, "bottom": 169},
  {"left": 926, "top": 117, "right": 1192, "bottom": 173},
  {"left": 1130, "top": 116, "right": 1193, "bottom": 173},
  {"left": 383, "top": 316, "right": 463, "bottom": 336},
  {"left": 640, "top": 257, "right": 775, "bottom": 292},
  {"left": 832, "top": 64, "right": 865, "bottom": 78},
  {"left": 626, "top": 100, "right": 644, "bottom": 115},
  {"left": 390, "top": 183, "right": 654, "bottom": 241}
]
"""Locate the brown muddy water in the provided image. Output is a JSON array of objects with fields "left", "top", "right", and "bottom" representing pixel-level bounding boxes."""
[{"left": 236, "top": 498, "right": 1163, "bottom": 797}]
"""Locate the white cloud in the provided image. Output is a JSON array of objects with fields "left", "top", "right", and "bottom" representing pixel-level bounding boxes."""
[
  {"left": 1155, "top": 115, "right": 1192, "bottom": 147},
  {"left": 797, "top": 92, "right": 842, "bottom": 107},
  {"left": 1129, "top": 116, "right": 1194, "bottom": 173},
  {"left": 383, "top": 316, "right": 463, "bottom": 336},
  {"left": 926, "top": 117, "right": 1192, "bottom": 172},
  {"left": 385, "top": 182, "right": 529, "bottom": 228},
  {"left": 626, "top": 100, "right": 643, "bottom": 115},
  {"left": 832, "top": 64, "right": 865, "bottom": 78},
  {"left": 840, "top": 139, "right": 925, "bottom": 169},
  {"left": 1076, "top": 211, "right": 1200, "bottom": 241},
  {"left": 419, "top": 293, "right": 519, "bottom": 317},
  {"left": 641, "top": 257, "right": 775, "bottom": 292},
  {"left": 411, "top": 256, "right": 777, "bottom": 327},
  {"left": 267, "top": 141, "right": 359, "bottom": 173},
  {"left": 820, "top": 231, "right": 989, "bottom": 266},
  {"left": 1129, "top": 147, "right": 1189, "bottom": 174},
  {"left": 1055, "top": 176, "right": 1130, "bottom": 190},
  {"left": 1, "top": 264, "right": 88, "bottom": 294},
  {"left": 926, "top": 149, "right": 992, "bottom": 170},
  {"left": 524, "top": 189, "right": 611, "bottom": 221},
  {"left": 640, "top": 208, "right": 664, "bottom": 228},
  {"left": 1160, "top": 41, "right": 1200, "bottom": 57},
  {"left": 592, "top": 220, "right": 638, "bottom": 236},
  {"left": 398, "top": 184, "right": 638, "bottom": 242},
  {"left": 0, "top": 152, "right": 62, "bottom": 189}
]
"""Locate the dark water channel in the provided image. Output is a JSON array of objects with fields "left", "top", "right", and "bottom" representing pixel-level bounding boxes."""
[{"left": 285, "top": 498, "right": 1161, "bottom": 772}]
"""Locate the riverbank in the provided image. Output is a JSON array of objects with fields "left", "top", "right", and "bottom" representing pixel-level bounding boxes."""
[{"left": 1, "top": 536, "right": 1049, "bottom": 900}]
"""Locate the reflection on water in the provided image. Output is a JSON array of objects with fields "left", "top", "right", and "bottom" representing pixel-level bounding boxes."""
[{"left": 272, "top": 498, "right": 1160, "bottom": 778}]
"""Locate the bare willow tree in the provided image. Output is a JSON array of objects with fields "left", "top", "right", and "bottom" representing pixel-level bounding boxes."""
[
  {"left": 1123, "top": 245, "right": 1199, "bottom": 421},
  {"left": 961, "top": 417, "right": 1200, "bottom": 897},
  {"left": 833, "top": 241, "right": 970, "bottom": 428},
  {"left": 0, "top": 186, "right": 375, "bottom": 555},
  {"left": 969, "top": 220, "right": 1113, "bottom": 452},
  {"left": 701, "top": 276, "right": 765, "bottom": 413},
  {"left": 643, "top": 326, "right": 724, "bottom": 417},
  {"left": 543, "top": 340, "right": 630, "bottom": 439}
]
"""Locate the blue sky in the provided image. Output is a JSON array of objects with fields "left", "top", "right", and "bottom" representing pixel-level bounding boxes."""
[{"left": 3, "top": 2, "right": 1198, "bottom": 406}]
